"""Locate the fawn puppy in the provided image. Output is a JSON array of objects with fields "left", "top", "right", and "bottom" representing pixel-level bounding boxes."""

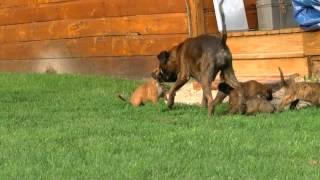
[{"left": 118, "top": 79, "right": 167, "bottom": 107}]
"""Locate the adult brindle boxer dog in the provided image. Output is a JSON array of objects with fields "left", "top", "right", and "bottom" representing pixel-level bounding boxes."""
[{"left": 151, "top": 0, "right": 240, "bottom": 116}]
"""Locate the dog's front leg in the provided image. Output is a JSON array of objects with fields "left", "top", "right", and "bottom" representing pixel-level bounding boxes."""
[
  {"left": 201, "top": 91, "right": 208, "bottom": 108},
  {"left": 167, "top": 76, "right": 189, "bottom": 109},
  {"left": 202, "top": 84, "right": 216, "bottom": 116}
]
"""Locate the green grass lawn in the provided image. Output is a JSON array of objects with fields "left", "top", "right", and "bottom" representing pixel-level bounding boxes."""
[{"left": 0, "top": 73, "right": 320, "bottom": 179}]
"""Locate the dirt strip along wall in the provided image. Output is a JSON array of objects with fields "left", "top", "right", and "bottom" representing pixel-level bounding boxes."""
[{"left": 0, "top": 0, "right": 260, "bottom": 78}]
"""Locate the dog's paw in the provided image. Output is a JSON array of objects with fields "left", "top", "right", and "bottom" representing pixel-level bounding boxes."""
[
  {"left": 167, "top": 100, "right": 174, "bottom": 109},
  {"left": 164, "top": 93, "right": 169, "bottom": 100}
]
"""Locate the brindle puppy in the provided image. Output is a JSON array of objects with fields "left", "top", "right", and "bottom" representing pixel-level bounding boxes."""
[
  {"left": 214, "top": 80, "right": 273, "bottom": 114},
  {"left": 245, "top": 97, "right": 275, "bottom": 115},
  {"left": 278, "top": 67, "right": 320, "bottom": 111},
  {"left": 151, "top": 0, "right": 240, "bottom": 116}
]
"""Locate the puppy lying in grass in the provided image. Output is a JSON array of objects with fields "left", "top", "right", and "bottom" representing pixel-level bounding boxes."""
[
  {"left": 245, "top": 97, "right": 275, "bottom": 115},
  {"left": 214, "top": 80, "right": 273, "bottom": 114},
  {"left": 278, "top": 67, "right": 320, "bottom": 111},
  {"left": 118, "top": 79, "right": 168, "bottom": 107}
]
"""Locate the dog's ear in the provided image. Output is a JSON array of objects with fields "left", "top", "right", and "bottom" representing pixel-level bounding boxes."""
[
  {"left": 218, "top": 82, "right": 234, "bottom": 94},
  {"left": 157, "top": 51, "right": 170, "bottom": 65}
]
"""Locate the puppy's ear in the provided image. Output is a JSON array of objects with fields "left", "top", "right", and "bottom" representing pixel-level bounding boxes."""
[
  {"left": 218, "top": 82, "right": 234, "bottom": 94},
  {"left": 157, "top": 51, "right": 170, "bottom": 64}
]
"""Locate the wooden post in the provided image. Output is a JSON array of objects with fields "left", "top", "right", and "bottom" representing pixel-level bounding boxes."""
[{"left": 187, "top": 0, "right": 205, "bottom": 37}]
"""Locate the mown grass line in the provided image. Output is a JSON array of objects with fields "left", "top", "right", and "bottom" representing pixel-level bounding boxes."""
[{"left": 0, "top": 73, "right": 319, "bottom": 179}]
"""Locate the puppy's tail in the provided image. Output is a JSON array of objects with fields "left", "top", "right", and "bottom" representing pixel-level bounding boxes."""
[
  {"left": 278, "top": 67, "right": 288, "bottom": 87},
  {"left": 219, "top": 0, "right": 227, "bottom": 45},
  {"left": 118, "top": 94, "right": 128, "bottom": 102}
]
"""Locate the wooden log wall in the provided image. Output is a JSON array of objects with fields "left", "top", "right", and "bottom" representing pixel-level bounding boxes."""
[
  {"left": 0, "top": 0, "right": 259, "bottom": 78},
  {"left": 0, "top": 0, "right": 187, "bottom": 77}
]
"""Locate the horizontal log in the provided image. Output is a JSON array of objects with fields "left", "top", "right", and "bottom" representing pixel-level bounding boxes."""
[
  {"left": 35, "top": 0, "right": 105, "bottom": 22},
  {"left": 105, "top": 0, "right": 185, "bottom": 17},
  {"left": 304, "top": 31, "right": 320, "bottom": 56},
  {"left": 0, "top": 35, "right": 186, "bottom": 60},
  {"left": 228, "top": 33, "right": 304, "bottom": 59},
  {"left": 233, "top": 52, "right": 304, "bottom": 60},
  {"left": 0, "top": 13, "right": 187, "bottom": 43},
  {"left": 227, "top": 28, "right": 303, "bottom": 37},
  {"left": 36, "top": 0, "right": 79, "bottom": 4},
  {"left": 0, "top": 6, "right": 35, "bottom": 26},
  {"left": 0, "top": 0, "right": 31, "bottom": 9},
  {"left": 0, "top": 56, "right": 158, "bottom": 78},
  {"left": 0, "top": 0, "right": 186, "bottom": 26},
  {"left": 233, "top": 58, "right": 309, "bottom": 77}
]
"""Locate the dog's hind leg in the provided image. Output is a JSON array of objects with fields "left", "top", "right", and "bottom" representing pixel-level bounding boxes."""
[
  {"left": 202, "top": 88, "right": 227, "bottom": 108},
  {"left": 222, "top": 65, "right": 240, "bottom": 89}
]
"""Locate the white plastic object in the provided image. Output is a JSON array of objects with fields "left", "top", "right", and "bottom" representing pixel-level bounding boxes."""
[{"left": 213, "top": 0, "right": 249, "bottom": 32}]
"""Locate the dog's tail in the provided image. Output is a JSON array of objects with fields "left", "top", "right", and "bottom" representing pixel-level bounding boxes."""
[
  {"left": 118, "top": 94, "right": 128, "bottom": 102},
  {"left": 219, "top": 0, "right": 227, "bottom": 46},
  {"left": 278, "top": 67, "right": 288, "bottom": 87}
]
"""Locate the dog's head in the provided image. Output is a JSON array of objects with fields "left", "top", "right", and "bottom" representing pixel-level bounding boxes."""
[
  {"left": 151, "top": 67, "right": 177, "bottom": 83},
  {"left": 151, "top": 46, "right": 180, "bottom": 82}
]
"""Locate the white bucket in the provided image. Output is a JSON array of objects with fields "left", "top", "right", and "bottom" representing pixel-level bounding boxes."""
[{"left": 213, "top": 0, "right": 249, "bottom": 32}]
